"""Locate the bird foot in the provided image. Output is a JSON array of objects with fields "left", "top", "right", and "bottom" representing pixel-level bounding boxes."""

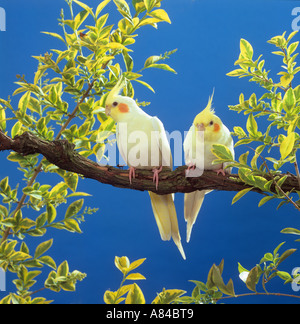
[
  {"left": 129, "top": 166, "right": 136, "bottom": 184},
  {"left": 214, "top": 168, "right": 226, "bottom": 176},
  {"left": 152, "top": 166, "right": 163, "bottom": 190},
  {"left": 185, "top": 163, "right": 196, "bottom": 176}
]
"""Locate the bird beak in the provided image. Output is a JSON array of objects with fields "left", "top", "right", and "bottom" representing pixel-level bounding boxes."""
[
  {"left": 197, "top": 123, "right": 205, "bottom": 131},
  {"left": 105, "top": 105, "right": 111, "bottom": 116}
]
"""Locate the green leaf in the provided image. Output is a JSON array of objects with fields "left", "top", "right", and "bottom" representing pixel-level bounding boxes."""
[
  {"left": 60, "top": 281, "right": 75, "bottom": 292},
  {"left": 36, "top": 213, "right": 47, "bottom": 228},
  {"left": 273, "top": 242, "right": 286, "bottom": 257},
  {"left": 20, "top": 218, "right": 36, "bottom": 230},
  {"left": 232, "top": 187, "right": 253, "bottom": 205},
  {"left": 18, "top": 92, "right": 31, "bottom": 117},
  {"left": 74, "top": 10, "right": 90, "bottom": 30},
  {"left": 41, "top": 32, "right": 66, "bottom": 44},
  {"left": 115, "top": 256, "right": 130, "bottom": 273},
  {"left": 128, "top": 258, "right": 146, "bottom": 272},
  {"left": 281, "top": 228, "right": 300, "bottom": 236},
  {"left": 280, "top": 73, "right": 293, "bottom": 88},
  {"left": 64, "top": 218, "right": 82, "bottom": 233},
  {"left": 245, "top": 266, "right": 258, "bottom": 292},
  {"left": 113, "top": 0, "right": 131, "bottom": 18},
  {"left": 123, "top": 52, "right": 133, "bottom": 72},
  {"left": 253, "top": 176, "right": 268, "bottom": 191},
  {"left": 152, "top": 289, "right": 186, "bottom": 304},
  {"left": 106, "top": 42, "right": 133, "bottom": 52},
  {"left": 226, "top": 69, "right": 246, "bottom": 77},
  {"left": 278, "top": 249, "right": 297, "bottom": 266},
  {"left": 65, "top": 199, "right": 84, "bottom": 218},
  {"left": 38, "top": 256, "right": 57, "bottom": 270},
  {"left": 249, "top": 93, "right": 257, "bottom": 108},
  {"left": 33, "top": 69, "right": 46, "bottom": 85},
  {"left": 144, "top": 63, "right": 176, "bottom": 74},
  {"left": 66, "top": 192, "right": 92, "bottom": 198},
  {"left": 240, "top": 38, "right": 254, "bottom": 60},
  {"left": 126, "top": 273, "right": 146, "bottom": 280},
  {"left": 238, "top": 262, "right": 249, "bottom": 274},
  {"left": 10, "top": 251, "right": 31, "bottom": 262},
  {"left": 239, "top": 151, "right": 249, "bottom": 165},
  {"left": 57, "top": 261, "right": 69, "bottom": 277},
  {"left": 96, "top": 0, "right": 112, "bottom": 18},
  {"left": 104, "top": 290, "right": 116, "bottom": 304},
  {"left": 148, "top": 9, "right": 171, "bottom": 24},
  {"left": 212, "top": 144, "right": 234, "bottom": 160},
  {"left": 34, "top": 239, "right": 53, "bottom": 259},
  {"left": 125, "top": 283, "right": 145, "bottom": 304},
  {"left": 46, "top": 204, "right": 57, "bottom": 224},
  {"left": 64, "top": 173, "right": 78, "bottom": 192},
  {"left": 144, "top": 55, "right": 162, "bottom": 68},
  {"left": 49, "top": 182, "right": 68, "bottom": 198},
  {"left": 11, "top": 121, "right": 22, "bottom": 138},
  {"left": 143, "top": 0, "right": 156, "bottom": 11},
  {"left": 258, "top": 195, "right": 274, "bottom": 207},
  {"left": 72, "top": 0, "right": 94, "bottom": 18},
  {"left": 246, "top": 114, "right": 258, "bottom": 136},
  {"left": 282, "top": 88, "right": 296, "bottom": 112},
  {"left": 0, "top": 106, "right": 6, "bottom": 131},
  {"left": 277, "top": 271, "right": 292, "bottom": 282},
  {"left": 280, "top": 132, "right": 296, "bottom": 160},
  {"left": 0, "top": 177, "right": 9, "bottom": 191}
]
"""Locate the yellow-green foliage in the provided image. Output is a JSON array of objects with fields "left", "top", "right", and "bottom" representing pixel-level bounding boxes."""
[
  {"left": 0, "top": 0, "right": 176, "bottom": 304},
  {"left": 213, "top": 31, "right": 300, "bottom": 214},
  {"left": 104, "top": 256, "right": 186, "bottom": 304}
]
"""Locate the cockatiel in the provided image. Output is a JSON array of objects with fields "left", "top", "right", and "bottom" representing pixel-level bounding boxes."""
[
  {"left": 105, "top": 78, "right": 186, "bottom": 260},
  {"left": 183, "top": 93, "right": 234, "bottom": 243}
]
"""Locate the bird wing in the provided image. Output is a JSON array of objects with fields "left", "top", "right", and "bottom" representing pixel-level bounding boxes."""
[
  {"left": 116, "top": 123, "right": 128, "bottom": 166},
  {"left": 222, "top": 125, "right": 235, "bottom": 174},
  {"left": 183, "top": 125, "right": 193, "bottom": 166},
  {"left": 184, "top": 190, "right": 207, "bottom": 243},
  {"left": 151, "top": 117, "right": 173, "bottom": 170},
  {"left": 149, "top": 192, "right": 186, "bottom": 260}
]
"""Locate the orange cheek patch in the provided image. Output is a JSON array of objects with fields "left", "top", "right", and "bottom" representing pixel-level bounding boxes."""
[
  {"left": 118, "top": 103, "right": 129, "bottom": 113},
  {"left": 214, "top": 123, "right": 220, "bottom": 132}
]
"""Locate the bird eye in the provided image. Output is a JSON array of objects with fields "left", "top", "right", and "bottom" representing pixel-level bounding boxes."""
[
  {"left": 209, "top": 121, "right": 214, "bottom": 126},
  {"left": 112, "top": 102, "right": 118, "bottom": 107}
]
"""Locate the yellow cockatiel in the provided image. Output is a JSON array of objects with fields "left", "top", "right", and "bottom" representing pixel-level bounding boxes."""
[
  {"left": 183, "top": 93, "right": 234, "bottom": 243},
  {"left": 105, "top": 78, "right": 186, "bottom": 259}
]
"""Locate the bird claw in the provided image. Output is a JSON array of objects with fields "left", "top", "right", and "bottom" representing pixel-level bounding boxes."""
[
  {"left": 214, "top": 168, "right": 226, "bottom": 177},
  {"left": 152, "top": 166, "right": 163, "bottom": 190},
  {"left": 186, "top": 163, "right": 196, "bottom": 176},
  {"left": 129, "top": 166, "right": 136, "bottom": 184}
]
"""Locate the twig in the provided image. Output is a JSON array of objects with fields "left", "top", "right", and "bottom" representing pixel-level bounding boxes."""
[
  {"left": 1, "top": 131, "right": 299, "bottom": 196},
  {"left": 248, "top": 146, "right": 300, "bottom": 212},
  {"left": 0, "top": 80, "right": 96, "bottom": 244},
  {"left": 215, "top": 292, "right": 300, "bottom": 302},
  {"left": 294, "top": 158, "right": 300, "bottom": 189}
]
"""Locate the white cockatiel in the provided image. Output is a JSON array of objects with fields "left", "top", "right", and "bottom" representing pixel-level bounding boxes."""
[
  {"left": 183, "top": 93, "right": 234, "bottom": 243},
  {"left": 105, "top": 78, "right": 186, "bottom": 260}
]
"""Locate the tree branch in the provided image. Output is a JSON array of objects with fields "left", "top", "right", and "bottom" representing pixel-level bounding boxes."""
[{"left": 1, "top": 130, "right": 300, "bottom": 195}]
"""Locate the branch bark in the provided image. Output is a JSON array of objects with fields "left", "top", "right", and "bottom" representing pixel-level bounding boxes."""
[{"left": 0, "top": 130, "right": 299, "bottom": 195}]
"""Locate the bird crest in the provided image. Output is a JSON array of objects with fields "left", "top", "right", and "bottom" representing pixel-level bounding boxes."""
[
  {"left": 203, "top": 89, "right": 215, "bottom": 115},
  {"left": 106, "top": 76, "right": 126, "bottom": 105}
]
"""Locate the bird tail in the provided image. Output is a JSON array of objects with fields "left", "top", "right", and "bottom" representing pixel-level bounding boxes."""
[
  {"left": 184, "top": 190, "right": 206, "bottom": 243},
  {"left": 149, "top": 192, "right": 186, "bottom": 260}
]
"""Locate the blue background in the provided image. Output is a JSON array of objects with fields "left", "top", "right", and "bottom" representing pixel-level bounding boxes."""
[{"left": 1, "top": 0, "right": 300, "bottom": 304}]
